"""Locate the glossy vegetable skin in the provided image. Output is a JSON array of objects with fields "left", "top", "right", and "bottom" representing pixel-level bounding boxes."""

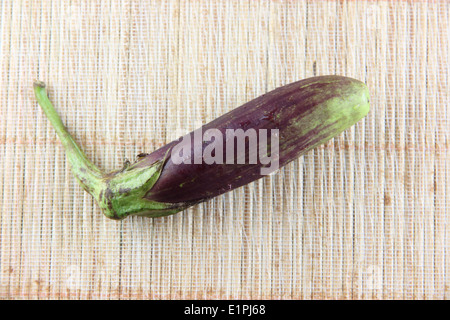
[{"left": 34, "top": 75, "right": 369, "bottom": 220}]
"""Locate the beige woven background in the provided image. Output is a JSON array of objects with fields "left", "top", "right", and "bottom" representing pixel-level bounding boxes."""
[{"left": 0, "top": 0, "right": 448, "bottom": 300}]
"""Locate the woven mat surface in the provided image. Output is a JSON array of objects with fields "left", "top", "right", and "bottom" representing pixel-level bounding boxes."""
[{"left": 0, "top": 0, "right": 449, "bottom": 300}]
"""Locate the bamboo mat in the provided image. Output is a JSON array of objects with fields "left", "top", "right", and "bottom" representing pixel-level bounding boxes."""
[{"left": 0, "top": 0, "right": 448, "bottom": 300}]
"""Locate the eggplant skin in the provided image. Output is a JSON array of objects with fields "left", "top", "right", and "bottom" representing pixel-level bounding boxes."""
[{"left": 141, "top": 75, "right": 370, "bottom": 205}]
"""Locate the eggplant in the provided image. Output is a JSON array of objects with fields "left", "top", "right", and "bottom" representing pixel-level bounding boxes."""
[{"left": 34, "top": 75, "right": 369, "bottom": 220}]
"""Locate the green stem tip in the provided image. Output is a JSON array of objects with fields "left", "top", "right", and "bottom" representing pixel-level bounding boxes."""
[
  {"left": 33, "top": 81, "right": 185, "bottom": 220},
  {"left": 33, "top": 81, "right": 104, "bottom": 187}
]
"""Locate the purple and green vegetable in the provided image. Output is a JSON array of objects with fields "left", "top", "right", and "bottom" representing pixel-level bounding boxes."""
[{"left": 34, "top": 75, "right": 369, "bottom": 220}]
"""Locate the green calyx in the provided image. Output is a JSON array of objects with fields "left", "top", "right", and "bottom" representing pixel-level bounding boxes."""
[
  {"left": 96, "top": 151, "right": 185, "bottom": 219},
  {"left": 33, "top": 81, "right": 183, "bottom": 220}
]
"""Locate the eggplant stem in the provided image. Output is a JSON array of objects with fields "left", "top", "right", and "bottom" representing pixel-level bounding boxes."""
[
  {"left": 34, "top": 81, "right": 186, "bottom": 219},
  {"left": 33, "top": 81, "right": 105, "bottom": 193}
]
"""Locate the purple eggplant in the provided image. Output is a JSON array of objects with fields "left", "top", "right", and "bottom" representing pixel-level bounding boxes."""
[{"left": 34, "top": 75, "right": 369, "bottom": 220}]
